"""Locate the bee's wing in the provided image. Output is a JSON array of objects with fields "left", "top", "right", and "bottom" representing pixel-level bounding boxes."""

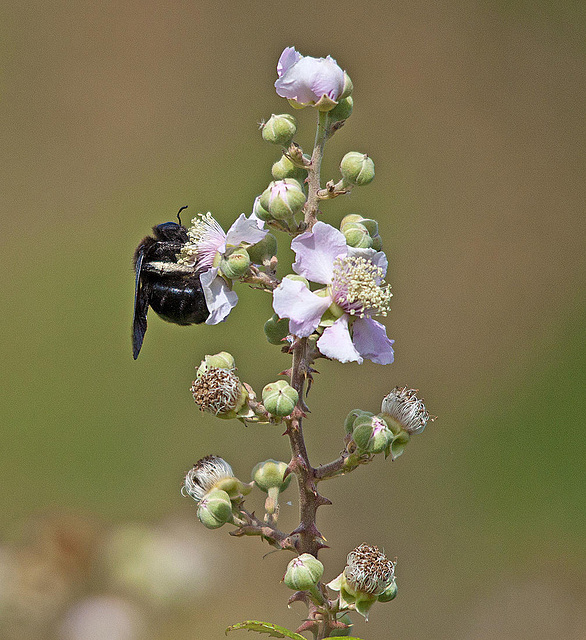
[{"left": 132, "top": 248, "right": 149, "bottom": 359}]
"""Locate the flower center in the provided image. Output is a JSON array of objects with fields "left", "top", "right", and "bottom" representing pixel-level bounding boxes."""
[
  {"left": 178, "top": 213, "right": 226, "bottom": 270},
  {"left": 330, "top": 255, "right": 392, "bottom": 318},
  {"left": 191, "top": 368, "right": 241, "bottom": 415}
]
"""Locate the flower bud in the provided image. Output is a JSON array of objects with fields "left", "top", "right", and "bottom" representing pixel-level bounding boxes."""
[
  {"left": 340, "top": 213, "right": 364, "bottom": 229},
  {"left": 196, "top": 488, "right": 234, "bottom": 529},
  {"left": 340, "top": 152, "right": 375, "bottom": 187},
  {"left": 264, "top": 313, "right": 290, "bottom": 345},
  {"left": 252, "top": 459, "right": 292, "bottom": 493},
  {"left": 253, "top": 195, "right": 272, "bottom": 222},
  {"left": 247, "top": 232, "right": 277, "bottom": 265},
  {"left": 271, "top": 155, "right": 307, "bottom": 182},
  {"left": 342, "top": 222, "right": 373, "bottom": 249},
  {"left": 283, "top": 554, "right": 324, "bottom": 591},
  {"left": 352, "top": 415, "right": 393, "bottom": 454},
  {"left": 343, "top": 409, "right": 374, "bottom": 434},
  {"left": 219, "top": 248, "right": 251, "bottom": 279},
  {"left": 260, "top": 179, "right": 306, "bottom": 221},
  {"left": 262, "top": 380, "right": 298, "bottom": 416},
  {"left": 261, "top": 113, "right": 297, "bottom": 146},
  {"left": 380, "top": 387, "right": 434, "bottom": 435},
  {"left": 328, "top": 96, "right": 353, "bottom": 122}
]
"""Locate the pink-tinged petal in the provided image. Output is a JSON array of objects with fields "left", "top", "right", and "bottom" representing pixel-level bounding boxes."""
[
  {"left": 352, "top": 317, "right": 395, "bottom": 365},
  {"left": 225, "top": 213, "right": 268, "bottom": 247},
  {"left": 317, "top": 316, "right": 363, "bottom": 363},
  {"left": 275, "top": 52, "right": 345, "bottom": 104},
  {"left": 272, "top": 278, "right": 330, "bottom": 337},
  {"left": 292, "top": 222, "right": 347, "bottom": 284},
  {"left": 201, "top": 268, "right": 238, "bottom": 325},
  {"left": 277, "top": 47, "right": 301, "bottom": 77}
]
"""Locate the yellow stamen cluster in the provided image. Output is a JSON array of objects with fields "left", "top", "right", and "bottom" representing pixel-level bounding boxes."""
[{"left": 331, "top": 255, "right": 392, "bottom": 317}]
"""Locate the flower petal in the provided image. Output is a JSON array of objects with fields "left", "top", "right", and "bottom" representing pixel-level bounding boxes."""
[
  {"left": 317, "top": 316, "right": 363, "bottom": 363},
  {"left": 225, "top": 213, "right": 268, "bottom": 247},
  {"left": 352, "top": 317, "right": 395, "bottom": 364},
  {"left": 272, "top": 278, "right": 330, "bottom": 337},
  {"left": 201, "top": 268, "right": 238, "bottom": 325},
  {"left": 292, "top": 222, "right": 347, "bottom": 284},
  {"left": 276, "top": 46, "right": 301, "bottom": 78}
]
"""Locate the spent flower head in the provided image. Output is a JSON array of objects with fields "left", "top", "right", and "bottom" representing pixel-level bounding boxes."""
[
  {"left": 178, "top": 213, "right": 267, "bottom": 324},
  {"left": 182, "top": 455, "right": 235, "bottom": 504},
  {"left": 275, "top": 47, "right": 346, "bottom": 111},
  {"left": 328, "top": 543, "right": 397, "bottom": 619},
  {"left": 191, "top": 366, "right": 248, "bottom": 419},
  {"left": 381, "top": 386, "right": 434, "bottom": 435},
  {"left": 272, "top": 222, "right": 394, "bottom": 364}
]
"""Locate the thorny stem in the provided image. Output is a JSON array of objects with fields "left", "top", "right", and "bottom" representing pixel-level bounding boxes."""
[{"left": 303, "top": 110, "right": 329, "bottom": 230}]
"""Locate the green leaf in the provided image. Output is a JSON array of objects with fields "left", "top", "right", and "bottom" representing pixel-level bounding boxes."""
[{"left": 225, "top": 620, "right": 305, "bottom": 639}]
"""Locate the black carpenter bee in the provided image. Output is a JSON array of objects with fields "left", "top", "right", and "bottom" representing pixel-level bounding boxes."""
[{"left": 132, "top": 206, "right": 209, "bottom": 359}]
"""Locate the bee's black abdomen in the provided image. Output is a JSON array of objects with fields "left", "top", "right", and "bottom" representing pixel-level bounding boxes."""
[{"left": 148, "top": 276, "right": 209, "bottom": 325}]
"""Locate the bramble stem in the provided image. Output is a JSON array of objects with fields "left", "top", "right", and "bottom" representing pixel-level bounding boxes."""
[{"left": 303, "top": 110, "right": 329, "bottom": 229}]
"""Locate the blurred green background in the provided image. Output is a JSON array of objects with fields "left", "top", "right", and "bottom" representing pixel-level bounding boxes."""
[{"left": 2, "top": 1, "right": 585, "bottom": 639}]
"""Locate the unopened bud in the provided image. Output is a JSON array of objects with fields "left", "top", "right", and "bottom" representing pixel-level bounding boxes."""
[
  {"left": 262, "top": 380, "right": 298, "bottom": 416},
  {"left": 272, "top": 155, "right": 307, "bottom": 182},
  {"left": 260, "top": 179, "right": 306, "bottom": 221},
  {"left": 261, "top": 113, "right": 297, "bottom": 146},
  {"left": 340, "top": 152, "right": 375, "bottom": 187},
  {"left": 342, "top": 222, "right": 373, "bottom": 249},
  {"left": 197, "top": 488, "right": 234, "bottom": 529},
  {"left": 252, "top": 459, "right": 292, "bottom": 493},
  {"left": 283, "top": 554, "right": 324, "bottom": 591},
  {"left": 352, "top": 415, "right": 393, "bottom": 454},
  {"left": 344, "top": 409, "right": 374, "bottom": 434},
  {"left": 219, "top": 248, "right": 251, "bottom": 279}
]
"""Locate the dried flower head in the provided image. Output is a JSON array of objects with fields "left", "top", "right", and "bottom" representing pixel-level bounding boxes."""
[
  {"left": 191, "top": 367, "right": 244, "bottom": 416},
  {"left": 182, "top": 455, "right": 234, "bottom": 503},
  {"left": 344, "top": 543, "right": 395, "bottom": 596},
  {"left": 381, "top": 386, "right": 435, "bottom": 435}
]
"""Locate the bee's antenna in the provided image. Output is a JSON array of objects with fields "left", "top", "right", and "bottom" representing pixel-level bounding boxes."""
[{"left": 177, "top": 205, "right": 188, "bottom": 226}]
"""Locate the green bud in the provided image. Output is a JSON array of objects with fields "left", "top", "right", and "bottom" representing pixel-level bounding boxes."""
[
  {"left": 360, "top": 218, "right": 378, "bottom": 236},
  {"left": 196, "top": 352, "right": 235, "bottom": 376},
  {"left": 342, "top": 222, "right": 373, "bottom": 249},
  {"left": 271, "top": 155, "right": 307, "bottom": 182},
  {"left": 261, "top": 113, "right": 297, "bottom": 146},
  {"left": 340, "top": 152, "right": 375, "bottom": 186},
  {"left": 283, "top": 553, "right": 324, "bottom": 591},
  {"left": 196, "top": 489, "right": 233, "bottom": 529},
  {"left": 328, "top": 96, "right": 353, "bottom": 122},
  {"left": 352, "top": 415, "right": 393, "bottom": 454},
  {"left": 264, "top": 313, "right": 290, "bottom": 345},
  {"left": 219, "top": 248, "right": 251, "bottom": 279},
  {"left": 340, "top": 213, "right": 364, "bottom": 230},
  {"left": 377, "top": 579, "right": 398, "bottom": 602},
  {"left": 260, "top": 179, "right": 306, "bottom": 221},
  {"left": 247, "top": 232, "right": 277, "bottom": 265},
  {"left": 253, "top": 195, "right": 272, "bottom": 222},
  {"left": 262, "top": 380, "right": 299, "bottom": 416},
  {"left": 344, "top": 409, "right": 374, "bottom": 434},
  {"left": 252, "top": 459, "right": 292, "bottom": 493}
]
